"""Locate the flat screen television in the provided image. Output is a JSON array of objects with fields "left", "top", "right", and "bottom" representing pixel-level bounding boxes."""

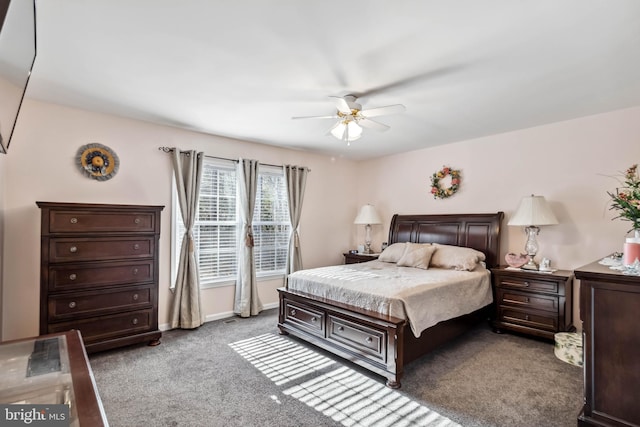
[{"left": 0, "top": 0, "right": 36, "bottom": 154}]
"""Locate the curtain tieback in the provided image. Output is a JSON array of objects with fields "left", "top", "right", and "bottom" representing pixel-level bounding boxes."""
[
  {"left": 294, "top": 231, "right": 300, "bottom": 248},
  {"left": 245, "top": 228, "right": 254, "bottom": 247},
  {"left": 187, "top": 230, "right": 195, "bottom": 253}
]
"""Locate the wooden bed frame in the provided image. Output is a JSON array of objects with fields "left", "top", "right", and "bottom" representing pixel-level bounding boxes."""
[{"left": 277, "top": 212, "right": 504, "bottom": 388}]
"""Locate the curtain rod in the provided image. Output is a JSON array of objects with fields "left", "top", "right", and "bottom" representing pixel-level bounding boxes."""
[{"left": 158, "top": 146, "right": 310, "bottom": 171}]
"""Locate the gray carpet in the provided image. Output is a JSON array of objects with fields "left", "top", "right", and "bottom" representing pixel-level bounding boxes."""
[{"left": 89, "top": 309, "right": 582, "bottom": 427}]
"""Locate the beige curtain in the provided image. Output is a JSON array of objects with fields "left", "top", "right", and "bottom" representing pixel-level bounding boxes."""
[
  {"left": 284, "top": 165, "right": 309, "bottom": 280},
  {"left": 234, "top": 159, "right": 263, "bottom": 317},
  {"left": 170, "top": 149, "right": 204, "bottom": 329}
]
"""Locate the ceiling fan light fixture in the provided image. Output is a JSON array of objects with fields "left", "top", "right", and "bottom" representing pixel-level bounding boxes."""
[{"left": 331, "top": 121, "right": 362, "bottom": 142}]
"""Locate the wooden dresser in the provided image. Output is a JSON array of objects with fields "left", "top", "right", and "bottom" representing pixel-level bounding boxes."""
[
  {"left": 491, "top": 266, "right": 574, "bottom": 340},
  {"left": 37, "top": 202, "right": 164, "bottom": 353},
  {"left": 575, "top": 259, "right": 640, "bottom": 427}
]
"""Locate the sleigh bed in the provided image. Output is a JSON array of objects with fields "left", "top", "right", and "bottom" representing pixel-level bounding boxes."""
[{"left": 277, "top": 212, "right": 504, "bottom": 388}]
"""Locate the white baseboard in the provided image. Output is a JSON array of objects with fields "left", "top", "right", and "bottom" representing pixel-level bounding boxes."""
[{"left": 159, "top": 301, "right": 279, "bottom": 332}]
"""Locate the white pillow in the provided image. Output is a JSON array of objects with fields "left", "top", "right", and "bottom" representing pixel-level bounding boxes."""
[
  {"left": 378, "top": 242, "right": 408, "bottom": 263},
  {"left": 430, "top": 243, "right": 486, "bottom": 271},
  {"left": 397, "top": 243, "right": 436, "bottom": 270}
]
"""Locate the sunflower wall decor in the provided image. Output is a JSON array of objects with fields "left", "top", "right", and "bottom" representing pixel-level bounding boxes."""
[{"left": 76, "top": 143, "right": 119, "bottom": 181}]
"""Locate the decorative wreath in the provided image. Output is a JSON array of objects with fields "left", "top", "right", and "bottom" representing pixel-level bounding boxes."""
[
  {"left": 76, "top": 143, "right": 119, "bottom": 181},
  {"left": 430, "top": 166, "right": 461, "bottom": 199}
]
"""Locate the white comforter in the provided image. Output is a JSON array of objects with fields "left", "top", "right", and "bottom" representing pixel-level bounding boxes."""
[{"left": 287, "top": 260, "right": 492, "bottom": 338}]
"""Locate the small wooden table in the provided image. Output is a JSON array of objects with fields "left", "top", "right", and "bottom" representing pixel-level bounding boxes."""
[
  {"left": 0, "top": 330, "right": 108, "bottom": 426},
  {"left": 343, "top": 252, "right": 380, "bottom": 264}
]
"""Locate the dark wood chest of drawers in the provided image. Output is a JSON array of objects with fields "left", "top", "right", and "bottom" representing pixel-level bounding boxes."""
[
  {"left": 575, "top": 260, "right": 640, "bottom": 427},
  {"left": 37, "top": 202, "right": 164, "bottom": 353},
  {"left": 491, "top": 267, "right": 574, "bottom": 339}
]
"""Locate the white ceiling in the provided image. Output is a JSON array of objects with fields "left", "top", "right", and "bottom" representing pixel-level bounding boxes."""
[{"left": 27, "top": 0, "right": 640, "bottom": 160}]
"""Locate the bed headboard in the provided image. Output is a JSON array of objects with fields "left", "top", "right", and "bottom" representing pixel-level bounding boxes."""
[{"left": 388, "top": 212, "right": 504, "bottom": 268}]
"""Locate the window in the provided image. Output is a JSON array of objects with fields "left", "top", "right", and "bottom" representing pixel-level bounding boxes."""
[
  {"left": 253, "top": 165, "right": 291, "bottom": 275},
  {"left": 172, "top": 159, "right": 290, "bottom": 287}
]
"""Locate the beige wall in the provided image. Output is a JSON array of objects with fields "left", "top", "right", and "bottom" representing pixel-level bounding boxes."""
[
  {"left": 2, "top": 99, "right": 639, "bottom": 340},
  {"left": 356, "top": 106, "right": 640, "bottom": 328},
  {"left": 1, "top": 99, "right": 358, "bottom": 340}
]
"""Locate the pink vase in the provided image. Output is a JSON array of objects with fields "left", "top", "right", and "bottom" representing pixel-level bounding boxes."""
[{"left": 624, "top": 230, "right": 640, "bottom": 266}]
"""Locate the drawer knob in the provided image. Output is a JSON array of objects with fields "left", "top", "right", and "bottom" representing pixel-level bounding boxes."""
[
  {"left": 68, "top": 301, "right": 76, "bottom": 309},
  {"left": 290, "top": 309, "right": 296, "bottom": 316},
  {"left": 523, "top": 281, "right": 530, "bottom": 287},
  {"left": 311, "top": 317, "right": 317, "bottom": 323},
  {"left": 133, "top": 244, "right": 140, "bottom": 250},
  {"left": 366, "top": 337, "right": 373, "bottom": 343},
  {"left": 70, "top": 218, "right": 78, "bottom": 224},
  {"left": 133, "top": 293, "right": 139, "bottom": 301},
  {"left": 525, "top": 297, "right": 530, "bottom": 303},
  {"left": 132, "top": 318, "right": 139, "bottom": 325},
  {"left": 338, "top": 326, "right": 344, "bottom": 331},
  {"left": 134, "top": 218, "right": 141, "bottom": 224},
  {"left": 133, "top": 268, "right": 139, "bottom": 275},
  {"left": 525, "top": 315, "right": 530, "bottom": 321},
  {"left": 69, "top": 246, "right": 78, "bottom": 253},
  {"left": 69, "top": 273, "right": 77, "bottom": 281}
]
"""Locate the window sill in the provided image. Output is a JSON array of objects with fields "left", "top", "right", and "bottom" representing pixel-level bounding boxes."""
[{"left": 199, "top": 273, "right": 285, "bottom": 290}]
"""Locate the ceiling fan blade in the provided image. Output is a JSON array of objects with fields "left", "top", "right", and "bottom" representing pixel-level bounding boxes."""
[
  {"left": 353, "top": 65, "right": 466, "bottom": 98},
  {"left": 292, "top": 114, "right": 339, "bottom": 120},
  {"left": 329, "top": 96, "right": 353, "bottom": 114},
  {"left": 358, "top": 118, "right": 390, "bottom": 132},
  {"left": 360, "top": 104, "right": 406, "bottom": 118}
]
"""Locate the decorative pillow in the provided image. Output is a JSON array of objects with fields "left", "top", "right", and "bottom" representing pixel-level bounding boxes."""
[
  {"left": 397, "top": 243, "right": 437, "bottom": 270},
  {"left": 430, "top": 243, "right": 486, "bottom": 271},
  {"left": 378, "top": 242, "right": 408, "bottom": 263}
]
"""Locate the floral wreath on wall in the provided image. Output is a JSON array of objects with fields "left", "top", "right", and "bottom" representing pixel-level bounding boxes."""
[{"left": 430, "top": 166, "right": 461, "bottom": 199}]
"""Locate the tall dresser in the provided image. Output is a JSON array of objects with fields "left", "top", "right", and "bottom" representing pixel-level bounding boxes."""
[
  {"left": 37, "top": 202, "right": 164, "bottom": 353},
  {"left": 574, "top": 259, "right": 640, "bottom": 427}
]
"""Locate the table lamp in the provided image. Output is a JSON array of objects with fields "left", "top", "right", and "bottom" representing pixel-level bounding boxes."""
[
  {"left": 354, "top": 204, "right": 382, "bottom": 254},
  {"left": 508, "top": 195, "right": 559, "bottom": 270}
]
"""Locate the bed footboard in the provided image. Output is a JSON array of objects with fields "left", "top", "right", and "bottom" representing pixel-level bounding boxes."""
[{"left": 277, "top": 287, "right": 406, "bottom": 388}]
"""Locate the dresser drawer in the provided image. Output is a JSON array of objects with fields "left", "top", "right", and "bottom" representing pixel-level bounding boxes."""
[
  {"left": 327, "top": 315, "right": 386, "bottom": 363},
  {"left": 497, "top": 289, "right": 558, "bottom": 313},
  {"left": 498, "top": 307, "right": 558, "bottom": 332},
  {"left": 47, "top": 309, "right": 154, "bottom": 344},
  {"left": 48, "top": 260, "right": 154, "bottom": 292},
  {"left": 496, "top": 276, "right": 560, "bottom": 294},
  {"left": 282, "top": 300, "right": 325, "bottom": 337},
  {"left": 48, "top": 237, "right": 155, "bottom": 262},
  {"left": 48, "top": 286, "right": 152, "bottom": 321},
  {"left": 48, "top": 210, "right": 156, "bottom": 233}
]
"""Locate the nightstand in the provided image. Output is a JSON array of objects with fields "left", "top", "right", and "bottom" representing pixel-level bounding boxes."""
[
  {"left": 491, "top": 266, "right": 574, "bottom": 340},
  {"left": 343, "top": 252, "right": 379, "bottom": 264}
]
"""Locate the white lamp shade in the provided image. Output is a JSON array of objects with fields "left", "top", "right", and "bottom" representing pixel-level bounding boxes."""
[
  {"left": 354, "top": 204, "right": 382, "bottom": 225},
  {"left": 508, "top": 195, "right": 559, "bottom": 226},
  {"left": 331, "top": 121, "right": 362, "bottom": 142}
]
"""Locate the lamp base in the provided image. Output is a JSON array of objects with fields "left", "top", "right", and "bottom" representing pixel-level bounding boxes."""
[{"left": 521, "top": 258, "right": 539, "bottom": 270}]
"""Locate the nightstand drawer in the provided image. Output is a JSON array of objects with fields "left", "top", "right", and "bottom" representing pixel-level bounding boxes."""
[
  {"left": 498, "top": 307, "right": 558, "bottom": 332},
  {"left": 497, "top": 289, "right": 558, "bottom": 313},
  {"left": 282, "top": 300, "right": 325, "bottom": 337},
  {"left": 496, "top": 276, "right": 559, "bottom": 294}
]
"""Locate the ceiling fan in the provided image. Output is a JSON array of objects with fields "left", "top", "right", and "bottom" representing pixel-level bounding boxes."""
[{"left": 292, "top": 95, "right": 406, "bottom": 144}]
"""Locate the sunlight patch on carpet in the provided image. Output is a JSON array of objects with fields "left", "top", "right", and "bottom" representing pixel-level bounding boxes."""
[
  {"left": 230, "top": 334, "right": 460, "bottom": 427},
  {"left": 229, "top": 333, "right": 335, "bottom": 385}
]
